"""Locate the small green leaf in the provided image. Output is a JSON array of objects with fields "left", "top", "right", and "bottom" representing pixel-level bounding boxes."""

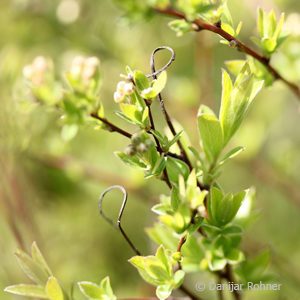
[
  {"left": 4, "top": 284, "right": 48, "bottom": 298},
  {"left": 156, "top": 285, "right": 172, "bottom": 300},
  {"left": 273, "top": 13, "right": 285, "bottom": 40},
  {"left": 219, "top": 146, "right": 245, "bottom": 166},
  {"left": 219, "top": 63, "right": 262, "bottom": 146},
  {"left": 31, "top": 242, "right": 53, "bottom": 277},
  {"left": 226, "top": 248, "right": 245, "bottom": 263},
  {"left": 221, "top": 23, "right": 235, "bottom": 36},
  {"left": 100, "top": 277, "right": 115, "bottom": 299},
  {"left": 166, "top": 157, "right": 190, "bottom": 185},
  {"left": 152, "top": 71, "right": 167, "bottom": 95},
  {"left": 15, "top": 249, "right": 48, "bottom": 286},
  {"left": 120, "top": 103, "right": 142, "bottom": 122},
  {"left": 115, "top": 152, "right": 147, "bottom": 169},
  {"left": 197, "top": 113, "right": 223, "bottom": 164},
  {"left": 258, "top": 8, "right": 264, "bottom": 37},
  {"left": 224, "top": 60, "right": 246, "bottom": 76},
  {"left": 262, "top": 37, "right": 276, "bottom": 53},
  {"left": 208, "top": 255, "right": 227, "bottom": 271},
  {"left": 173, "top": 270, "right": 185, "bottom": 288},
  {"left": 46, "top": 277, "right": 64, "bottom": 300},
  {"left": 167, "top": 130, "right": 183, "bottom": 149},
  {"left": 168, "top": 19, "right": 193, "bottom": 36},
  {"left": 156, "top": 246, "right": 172, "bottom": 277},
  {"left": 134, "top": 70, "right": 149, "bottom": 91},
  {"left": 61, "top": 124, "right": 78, "bottom": 142},
  {"left": 78, "top": 281, "right": 104, "bottom": 299}
]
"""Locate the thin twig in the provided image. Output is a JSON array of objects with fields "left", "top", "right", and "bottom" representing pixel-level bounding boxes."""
[
  {"left": 98, "top": 185, "right": 141, "bottom": 256},
  {"left": 91, "top": 113, "right": 132, "bottom": 138},
  {"left": 155, "top": 7, "right": 300, "bottom": 101},
  {"left": 144, "top": 100, "right": 172, "bottom": 189},
  {"left": 150, "top": 47, "right": 195, "bottom": 170}
]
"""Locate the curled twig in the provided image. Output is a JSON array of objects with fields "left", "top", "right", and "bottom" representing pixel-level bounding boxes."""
[
  {"left": 146, "top": 46, "right": 176, "bottom": 79},
  {"left": 98, "top": 185, "right": 141, "bottom": 255}
]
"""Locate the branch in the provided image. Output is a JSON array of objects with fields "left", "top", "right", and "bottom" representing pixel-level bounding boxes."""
[
  {"left": 90, "top": 113, "right": 132, "bottom": 138},
  {"left": 155, "top": 7, "right": 300, "bottom": 101}
]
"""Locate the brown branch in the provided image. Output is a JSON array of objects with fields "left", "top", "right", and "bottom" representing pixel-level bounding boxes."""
[
  {"left": 90, "top": 113, "right": 132, "bottom": 138},
  {"left": 155, "top": 7, "right": 300, "bottom": 101},
  {"left": 144, "top": 100, "right": 172, "bottom": 189}
]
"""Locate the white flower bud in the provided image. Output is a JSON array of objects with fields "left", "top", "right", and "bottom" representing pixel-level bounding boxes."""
[
  {"left": 33, "top": 56, "right": 48, "bottom": 73},
  {"left": 23, "top": 65, "right": 33, "bottom": 80},
  {"left": 72, "top": 56, "right": 85, "bottom": 67},
  {"left": 82, "top": 65, "right": 96, "bottom": 80},
  {"left": 124, "top": 82, "right": 134, "bottom": 95},
  {"left": 70, "top": 56, "right": 85, "bottom": 77},
  {"left": 114, "top": 91, "right": 125, "bottom": 103},
  {"left": 85, "top": 56, "right": 100, "bottom": 68},
  {"left": 117, "top": 81, "right": 126, "bottom": 93}
]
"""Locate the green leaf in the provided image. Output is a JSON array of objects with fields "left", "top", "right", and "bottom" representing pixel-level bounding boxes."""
[
  {"left": 61, "top": 124, "right": 78, "bottom": 142},
  {"left": 156, "top": 246, "right": 172, "bottom": 277},
  {"left": 78, "top": 281, "right": 104, "bottom": 299},
  {"left": 262, "top": 37, "right": 276, "bottom": 53},
  {"left": 208, "top": 255, "right": 227, "bottom": 271},
  {"left": 221, "top": 23, "right": 235, "bottom": 36},
  {"left": 100, "top": 277, "right": 115, "bottom": 299},
  {"left": 219, "top": 63, "right": 262, "bottom": 146},
  {"left": 115, "top": 152, "right": 147, "bottom": 169},
  {"left": 219, "top": 146, "right": 245, "bottom": 166},
  {"left": 258, "top": 8, "right": 264, "bottom": 37},
  {"left": 167, "top": 130, "right": 183, "bottom": 149},
  {"left": 226, "top": 248, "right": 245, "bottom": 263},
  {"left": 166, "top": 157, "right": 190, "bottom": 185},
  {"left": 120, "top": 103, "right": 143, "bottom": 122},
  {"left": 134, "top": 70, "right": 149, "bottom": 91},
  {"left": 168, "top": 19, "right": 193, "bottom": 36},
  {"left": 156, "top": 285, "right": 172, "bottom": 300},
  {"left": 214, "top": 190, "right": 247, "bottom": 226},
  {"left": 4, "top": 284, "right": 48, "bottom": 298},
  {"left": 197, "top": 113, "right": 223, "bottom": 164},
  {"left": 15, "top": 249, "right": 49, "bottom": 286},
  {"left": 273, "top": 13, "right": 285, "bottom": 41},
  {"left": 152, "top": 71, "right": 167, "bottom": 95},
  {"left": 31, "top": 242, "right": 52, "bottom": 277},
  {"left": 146, "top": 223, "right": 179, "bottom": 251},
  {"left": 46, "top": 277, "right": 64, "bottom": 300}
]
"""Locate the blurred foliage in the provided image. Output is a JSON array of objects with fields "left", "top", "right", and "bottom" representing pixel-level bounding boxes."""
[{"left": 0, "top": 0, "right": 300, "bottom": 299}]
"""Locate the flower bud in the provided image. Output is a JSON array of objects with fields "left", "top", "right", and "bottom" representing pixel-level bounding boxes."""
[
  {"left": 117, "top": 81, "right": 126, "bottom": 93},
  {"left": 125, "top": 144, "right": 137, "bottom": 156},
  {"left": 82, "top": 65, "right": 96, "bottom": 80},
  {"left": 33, "top": 56, "right": 48, "bottom": 73},
  {"left": 172, "top": 252, "right": 182, "bottom": 262},
  {"left": 124, "top": 82, "right": 134, "bottom": 95},
  {"left": 85, "top": 56, "right": 100, "bottom": 68},
  {"left": 70, "top": 56, "right": 85, "bottom": 77},
  {"left": 136, "top": 142, "right": 148, "bottom": 153},
  {"left": 131, "top": 133, "right": 143, "bottom": 146},
  {"left": 23, "top": 65, "right": 33, "bottom": 80},
  {"left": 114, "top": 91, "right": 125, "bottom": 103},
  {"left": 229, "top": 39, "right": 238, "bottom": 48}
]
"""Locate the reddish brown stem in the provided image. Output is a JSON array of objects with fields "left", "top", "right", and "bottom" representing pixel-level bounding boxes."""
[
  {"left": 91, "top": 113, "right": 132, "bottom": 138},
  {"left": 155, "top": 7, "right": 300, "bottom": 101}
]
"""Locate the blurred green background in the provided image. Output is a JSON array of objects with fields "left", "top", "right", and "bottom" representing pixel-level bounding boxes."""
[{"left": 0, "top": 0, "right": 300, "bottom": 299}]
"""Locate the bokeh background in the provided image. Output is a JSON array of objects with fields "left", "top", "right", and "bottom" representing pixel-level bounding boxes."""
[{"left": 1, "top": 0, "right": 300, "bottom": 299}]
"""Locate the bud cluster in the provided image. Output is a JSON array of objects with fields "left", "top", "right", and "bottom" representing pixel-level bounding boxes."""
[
  {"left": 70, "top": 56, "right": 100, "bottom": 82},
  {"left": 124, "top": 132, "right": 153, "bottom": 156},
  {"left": 114, "top": 80, "right": 135, "bottom": 103},
  {"left": 23, "top": 56, "right": 51, "bottom": 86}
]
